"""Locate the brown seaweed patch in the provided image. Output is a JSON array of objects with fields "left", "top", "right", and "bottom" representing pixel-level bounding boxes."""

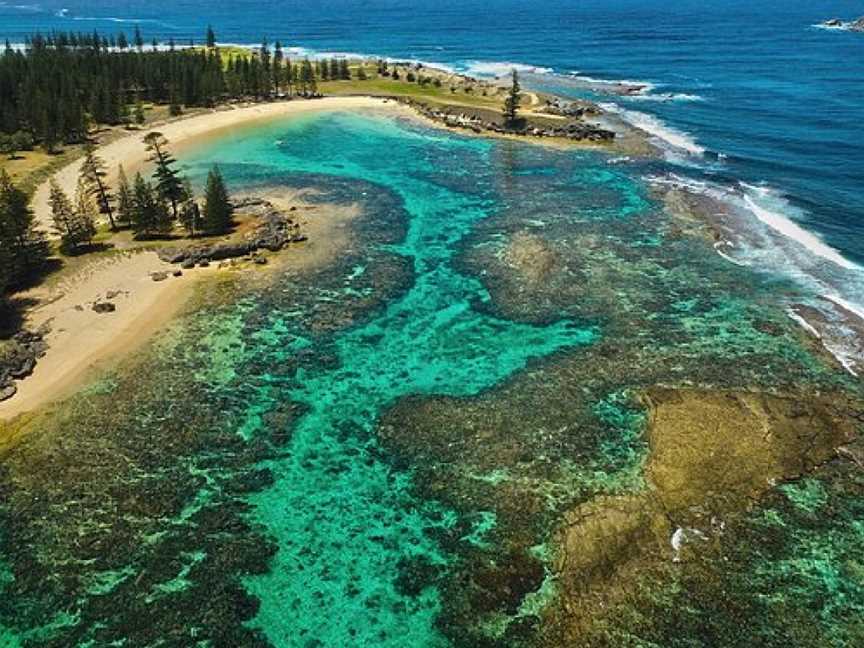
[
  {"left": 548, "top": 388, "right": 859, "bottom": 643},
  {"left": 502, "top": 232, "right": 560, "bottom": 285}
]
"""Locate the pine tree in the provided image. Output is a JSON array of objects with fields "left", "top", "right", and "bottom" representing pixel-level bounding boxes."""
[
  {"left": 134, "top": 102, "right": 145, "bottom": 125},
  {"left": 134, "top": 25, "right": 144, "bottom": 51},
  {"left": 72, "top": 178, "right": 97, "bottom": 250},
  {"left": 115, "top": 165, "right": 134, "bottom": 227},
  {"left": 143, "top": 131, "right": 185, "bottom": 220},
  {"left": 201, "top": 166, "right": 232, "bottom": 235},
  {"left": 0, "top": 170, "right": 49, "bottom": 286},
  {"left": 287, "top": 60, "right": 298, "bottom": 96},
  {"left": 273, "top": 41, "right": 284, "bottom": 94},
  {"left": 206, "top": 25, "right": 216, "bottom": 49},
  {"left": 131, "top": 172, "right": 171, "bottom": 238},
  {"left": 48, "top": 179, "right": 77, "bottom": 253},
  {"left": 178, "top": 179, "right": 201, "bottom": 237},
  {"left": 503, "top": 69, "right": 521, "bottom": 127},
  {"left": 339, "top": 59, "right": 350, "bottom": 80},
  {"left": 259, "top": 39, "right": 272, "bottom": 96},
  {"left": 298, "top": 59, "right": 312, "bottom": 96},
  {"left": 80, "top": 143, "right": 116, "bottom": 230}
]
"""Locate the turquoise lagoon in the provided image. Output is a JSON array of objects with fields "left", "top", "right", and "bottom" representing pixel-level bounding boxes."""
[{"left": 0, "top": 108, "right": 858, "bottom": 647}]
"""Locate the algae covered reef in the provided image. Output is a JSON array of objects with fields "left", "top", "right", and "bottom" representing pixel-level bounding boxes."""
[{"left": 0, "top": 111, "right": 862, "bottom": 647}]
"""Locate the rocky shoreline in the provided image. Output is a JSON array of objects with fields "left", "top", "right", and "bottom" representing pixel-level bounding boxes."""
[
  {"left": 0, "top": 329, "right": 48, "bottom": 402},
  {"left": 399, "top": 98, "right": 615, "bottom": 142},
  {"left": 156, "top": 197, "right": 308, "bottom": 269}
]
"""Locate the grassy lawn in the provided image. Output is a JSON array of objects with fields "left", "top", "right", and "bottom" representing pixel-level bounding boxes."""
[
  {"left": 320, "top": 75, "right": 505, "bottom": 109},
  {"left": 0, "top": 147, "right": 83, "bottom": 197}
]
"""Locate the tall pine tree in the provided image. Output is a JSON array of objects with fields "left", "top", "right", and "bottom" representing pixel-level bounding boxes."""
[
  {"left": 115, "top": 165, "right": 134, "bottom": 227},
  {"left": 80, "top": 143, "right": 116, "bottom": 230},
  {"left": 503, "top": 69, "right": 522, "bottom": 127},
  {"left": 0, "top": 170, "right": 49, "bottom": 286},
  {"left": 143, "top": 132, "right": 185, "bottom": 220},
  {"left": 131, "top": 172, "right": 171, "bottom": 238},
  {"left": 201, "top": 166, "right": 232, "bottom": 235}
]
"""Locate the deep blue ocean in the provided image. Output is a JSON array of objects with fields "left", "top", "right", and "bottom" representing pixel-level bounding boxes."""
[{"left": 2, "top": 0, "right": 864, "bottom": 289}]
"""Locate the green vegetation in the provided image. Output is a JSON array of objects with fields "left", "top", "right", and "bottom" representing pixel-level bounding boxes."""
[
  {"left": 201, "top": 166, "right": 233, "bottom": 235},
  {"left": 144, "top": 132, "right": 185, "bottom": 220},
  {"left": 80, "top": 144, "right": 116, "bottom": 230},
  {"left": 48, "top": 178, "right": 95, "bottom": 254},
  {"left": 0, "top": 170, "right": 49, "bottom": 291},
  {"left": 130, "top": 172, "right": 171, "bottom": 238},
  {"left": 503, "top": 69, "right": 521, "bottom": 126},
  {"left": 115, "top": 166, "right": 134, "bottom": 228}
]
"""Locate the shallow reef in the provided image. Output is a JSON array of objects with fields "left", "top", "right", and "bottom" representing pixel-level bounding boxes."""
[{"left": 0, "top": 111, "right": 861, "bottom": 647}]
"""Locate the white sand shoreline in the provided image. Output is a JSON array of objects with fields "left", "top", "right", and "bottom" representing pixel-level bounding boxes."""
[
  {"left": 31, "top": 96, "right": 404, "bottom": 233},
  {"left": 3, "top": 97, "right": 396, "bottom": 422}
]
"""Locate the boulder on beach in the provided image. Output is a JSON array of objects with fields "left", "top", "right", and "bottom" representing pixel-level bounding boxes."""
[
  {"left": 92, "top": 302, "right": 116, "bottom": 314},
  {"left": 0, "top": 329, "right": 48, "bottom": 400}
]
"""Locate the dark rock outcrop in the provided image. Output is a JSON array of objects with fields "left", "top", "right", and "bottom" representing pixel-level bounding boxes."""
[
  {"left": 92, "top": 302, "right": 116, "bottom": 314},
  {"left": 401, "top": 98, "right": 615, "bottom": 142},
  {"left": 821, "top": 16, "right": 864, "bottom": 31},
  {"left": 540, "top": 98, "right": 599, "bottom": 118},
  {"left": 156, "top": 198, "right": 306, "bottom": 267},
  {"left": 0, "top": 329, "right": 48, "bottom": 401}
]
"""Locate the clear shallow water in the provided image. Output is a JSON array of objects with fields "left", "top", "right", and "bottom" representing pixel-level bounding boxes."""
[
  {"left": 0, "top": 103, "right": 859, "bottom": 647},
  {"left": 183, "top": 112, "right": 597, "bottom": 645}
]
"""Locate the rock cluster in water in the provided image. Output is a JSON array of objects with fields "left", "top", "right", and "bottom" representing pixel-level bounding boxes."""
[
  {"left": 539, "top": 98, "right": 601, "bottom": 118},
  {"left": 0, "top": 329, "right": 48, "bottom": 401},
  {"left": 402, "top": 99, "right": 615, "bottom": 142},
  {"left": 157, "top": 198, "right": 307, "bottom": 267},
  {"left": 821, "top": 17, "right": 864, "bottom": 31}
]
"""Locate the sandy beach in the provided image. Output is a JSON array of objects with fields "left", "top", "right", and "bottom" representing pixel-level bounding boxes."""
[
  {"left": 0, "top": 251, "right": 211, "bottom": 420},
  {"left": 30, "top": 96, "right": 403, "bottom": 232},
  {"left": 3, "top": 97, "right": 391, "bottom": 421}
]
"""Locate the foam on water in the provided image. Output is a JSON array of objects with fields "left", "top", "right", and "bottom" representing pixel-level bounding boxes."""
[
  {"left": 647, "top": 171, "right": 864, "bottom": 374},
  {"left": 601, "top": 103, "right": 705, "bottom": 156},
  {"left": 739, "top": 183, "right": 858, "bottom": 272},
  {"left": 569, "top": 73, "right": 657, "bottom": 94},
  {"left": 462, "top": 60, "right": 553, "bottom": 78},
  {"left": 624, "top": 92, "right": 704, "bottom": 103}
]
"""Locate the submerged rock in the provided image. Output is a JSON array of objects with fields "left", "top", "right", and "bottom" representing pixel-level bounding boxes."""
[{"left": 550, "top": 387, "right": 860, "bottom": 640}]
